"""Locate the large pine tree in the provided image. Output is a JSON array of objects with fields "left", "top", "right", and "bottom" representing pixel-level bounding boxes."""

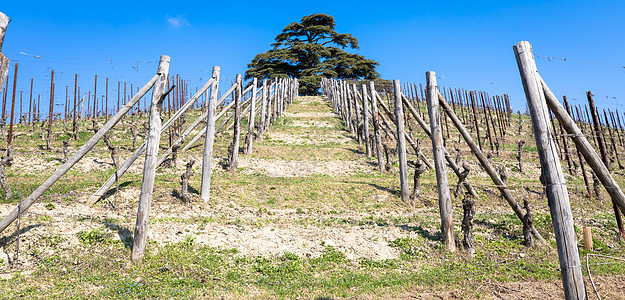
[{"left": 245, "top": 14, "right": 379, "bottom": 95}]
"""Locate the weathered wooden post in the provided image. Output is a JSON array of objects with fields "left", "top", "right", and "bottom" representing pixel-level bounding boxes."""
[
  {"left": 353, "top": 84, "right": 363, "bottom": 144},
  {"left": 226, "top": 74, "right": 242, "bottom": 171},
  {"left": 514, "top": 40, "right": 586, "bottom": 299},
  {"left": 369, "top": 82, "right": 384, "bottom": 172},
  {"left": 47, "top": 70, "right": 54, "bottom": 150},
  {"left": 258, "top": 79, "right": 267, "bottom": 141},
  {"left": 7, "top": 63, "right": 16, "bottom": 145},
  {"left": 393, "top": 80, "right": 410, "bottom": 202},
  {"left": 0, "top": 12, "right": 8, "bottom": 101},
  {"left": 362, "top": 84, "right": 372, "bottom": 157},
  {"left": 131, "top": 55, "right": 170, "bottom": 263},
  {"left": 200, "top": 66, "right": 220, "bottom": 203},
  {"left": 245, "top": 78, "right": 257, "bottom": 154},
  {"left": 426, "top": 71, "right": 456, "bottom": 251}
]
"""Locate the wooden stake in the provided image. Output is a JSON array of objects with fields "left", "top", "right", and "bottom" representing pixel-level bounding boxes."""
[
  {"left": 369, "top": 82, "right": 385, "bottom": 172},
  {"left": 0, "top": 12, "right": 8, "bottom": 109},
  {"left": 362, "top": 84, "right": 371, "bottom": 157},
  {"left": 470, "top": 92, "right": 482, "bottom": 150},
  {"left": 200, "top": 66, "right": 220, "bottom": 202},
  {"left": 426, "top": 71, "right": 455, "bottom": 251},
  {"left": 392, "top": 80, "right": 410, "bottom": 202},
  {"left": 245, "top": 78, "right": 257, "bottom": 154},
  {"left": 47, "top": 70, "right": 54, "bottom": 150},
  {"left": 514, "top": 40, "right": 586, "bottom": 299},
  {"left": 7, "top": 62, "right": 16, "bottom": 145},
  {"left": 131, "top": 55, "right": 170, "bottom": 263},
  {"left": 258, "top": 79, "right": 267, "bottom": 141}
]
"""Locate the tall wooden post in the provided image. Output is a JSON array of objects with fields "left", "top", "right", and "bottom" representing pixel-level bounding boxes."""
[
  {"left": 362, "top": 84, "right": 371, "bottom": 157},
  {"left": 72, "top": 74, "right": 78, "bottom": 139},
  {"left": 200, "top": 66, "right": 220, "bottom": 203},
  {"left": 131, "top": 55, "right": 170, "bottom": 263},
  {"left": 393, "top": 80, "right": 410, "bottom": 202},
  {"left": 369, "top": 82, "right": 384, "bottom": 172},
  {"left": 470, "top": 92, "right": 482, "bottom": 150},
  {"left": 227, "top": 74, "right": 242, "bottom": 172},
  {"left": 93, "top": 75, "right": 97, "bottom": 119},
  {"left": 47, "top": 70, "right": 54, "bottom": 149},
  {"left": 0, "top": 12, "right": 8, "bottom": 103},
  {"left": 258, "top": 79, "right": 267, "bottom": 141},
  {"left": 28, "top": 78, "right": 32, "bottom": 124},
  {"left": 353, "top": 84, "right": 362, "bottom": 144},
  {"left": 514, "top": 40, "right": 586, "bottom": 299},
  {"left": 426, "top": 71, "right": 455, "bottom": 251},
  {"left": 246, "top": 78, "right": 257, "bottom": 154},
  {"left": 7, "top": 62, "right": 16, "bottom": 145}
]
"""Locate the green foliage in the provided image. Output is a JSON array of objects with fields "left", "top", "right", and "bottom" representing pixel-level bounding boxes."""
[
  {"left": 77, "top": 229, "right": 110, "bottom": 245},
  {"left": 245, "top": 14, "right": 379, "bottom": 95}
]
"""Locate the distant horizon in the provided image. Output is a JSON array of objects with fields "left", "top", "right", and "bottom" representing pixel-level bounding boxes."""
[{"left": 1, "top": 1, "right": 623, "bottom": 117}]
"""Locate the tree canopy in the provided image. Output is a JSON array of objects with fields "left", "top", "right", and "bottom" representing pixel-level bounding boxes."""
[{"left": 245, "top": 14, "right": 379, "bottom": 95}]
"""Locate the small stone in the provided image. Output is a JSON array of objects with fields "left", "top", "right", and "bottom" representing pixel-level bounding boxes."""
[{"left": 323, "top": 239, "right": 336, "bottom": 247}]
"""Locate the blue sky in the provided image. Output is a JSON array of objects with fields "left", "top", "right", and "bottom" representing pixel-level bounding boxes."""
[{"left": 1, "top": 0, "right": 623, "bottom": 115}]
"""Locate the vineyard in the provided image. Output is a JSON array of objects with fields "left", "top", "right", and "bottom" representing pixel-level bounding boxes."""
[{"left": 0, "top": 11, "right": 624, "bottom": 300}]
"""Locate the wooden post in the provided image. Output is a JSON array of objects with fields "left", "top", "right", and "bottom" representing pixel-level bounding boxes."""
[
  {"left": 72, "top": 74, "right": 78, "bottom": 139},
  {"left": 258, "top": 79, "right": 267, "bottom": 141},
  {"left": 369, "top": 82, "right": 385, "bottom": 172},
  {"left": 105, "top": 78, "right": 109, "bottom": 121},
  {"left": 353, "top": 84, "right": 362, "bottom": 144},
  {"left": 362, "top": 84, "right": 372, "bottom": 156},
  {"left": 27, "top": 79, "right": 32, "bottom": 125},
  {"left": 226, "top": 74, "right": 242, "bottom": 171},
  {"left": 200, "top": 66, "right": 220, "bottom": 203},
  {"left": 7, "top": 62, "right": 15, "bottom": 145},
  {"left": 514, "top": 40, "right": 586, "bottom": 299},
  {"left": 47, "top": 70, "right": 54, "bottom": 149},
  {"left": 0, "top": 12, "right": 8, "bottom": 105},
  {"left": 470, "top": 92, "right": 482, "bottom": 150},
  {"left": 245, "top": 78, "right": 257, "bottom": 154},
  {"left": 131, "top": 55, "right": 170, "bottom": 263},
  {"left": 393, "top": 80, "right": 410, "bottom": 202},
  {"left": 93, "top": 74, "right": 97, "bottom": 120},
  {"left": 426, "top": 71, "right": 455, "bottom": 251}
]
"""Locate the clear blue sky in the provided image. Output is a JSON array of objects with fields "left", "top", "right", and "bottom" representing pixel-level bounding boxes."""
[{"left": 1, "top": 0, "right": 623, "bottom": 115}]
